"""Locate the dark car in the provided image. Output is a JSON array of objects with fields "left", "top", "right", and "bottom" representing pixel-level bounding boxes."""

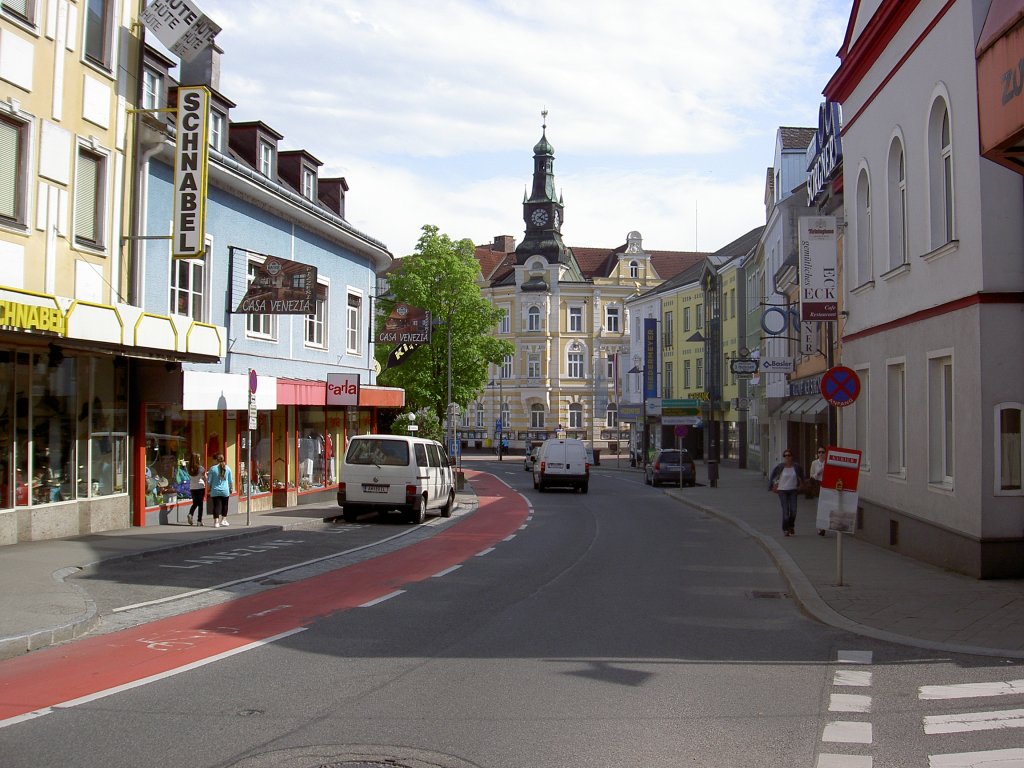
[{"left": 645, "top": 449, "right": 696, "bottom": 487}]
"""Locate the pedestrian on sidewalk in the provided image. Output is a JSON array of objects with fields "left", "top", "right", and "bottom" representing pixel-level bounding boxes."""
[
  {"left": 207, "top": 454, "right": 234, "bottom": 528},
  {"left": 186, "top": 452, "right": 206, "bottom": 526},
  {"left": 769, "top": 449, "right": 805, "bottom": 537},
  {"left": 810, "top": 446, "right": 827, "bottom": 535}
]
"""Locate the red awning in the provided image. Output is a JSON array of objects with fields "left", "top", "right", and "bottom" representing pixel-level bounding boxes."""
[{"left": 276, "top": 378, "right": 405, "bottom": 408}]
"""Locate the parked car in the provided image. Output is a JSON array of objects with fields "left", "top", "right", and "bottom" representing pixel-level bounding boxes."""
[
  {"left": 645, "top": 449, "right": 696, "bottom": 487},
  {"left": 523, "top": 446, "right": 539, "bottom": 471},
  {"left": 337, "top": 435, "right": 456, "bottom": 524},
  {"left": 533, "top": 438, "right": 590, "bottom": 493}
]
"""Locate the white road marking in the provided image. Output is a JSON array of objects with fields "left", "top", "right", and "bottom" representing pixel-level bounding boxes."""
[
  {"left": 503, "top": 533, "right": 517, "bottom": 541},
  {"left": 0, "top": 628, "right": 306, "bottom": 730},
  {"left": 816, "top": 755, "right": 873, "bottom": 767},
  {"left": 920, "top": 680, "right": 1024, "bottom": 700},
  {"left": 837, "top": 650, "right": 873, "bottom": 665},
  {"left": 822, "top": 721, "right": 873, "bottom": 743},
  {"left": 475, "top": 547, "right": 495, "bottom": 557},
  {"left": 431, "top": 565, "right": 462, "bottom": 578},
  {"left": 929, "top": 748, "right": 1024, "bottom": 767},
  {"left": 834, "top": 670, "right": 873, "bottom": 687},
  {"left": 359, "top": 590, "right": 405, "bottom": 608},
  {"left": 830, "top": 693, "right": 872, "bottom": 713},
  {"left": 114, "top": 527, "right": 424, "bottom": 613},
  {"left": 924, "top": 708, "right": 1024, "bottom": 735}
]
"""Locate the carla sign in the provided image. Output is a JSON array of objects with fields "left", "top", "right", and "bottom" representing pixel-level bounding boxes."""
[
  {"left": 326, "top": 373, "right": 360, "bottom": 406},
  {"left": 0, "top": 300, "right": 66, "bottom": 335},
  {"left": 173, "top": 86, "right": 210, "bottom": 258}
]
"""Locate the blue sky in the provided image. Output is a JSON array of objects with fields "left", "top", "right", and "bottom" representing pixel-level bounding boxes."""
[{"left": 179, "top": 0, "right": 851, "bottom": 257}]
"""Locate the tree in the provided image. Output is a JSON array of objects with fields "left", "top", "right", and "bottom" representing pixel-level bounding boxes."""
[{"left": 377, "top": 225, "right": 514, "bottom": 428}]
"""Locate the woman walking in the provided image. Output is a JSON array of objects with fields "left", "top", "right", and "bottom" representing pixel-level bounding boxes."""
[
  {"left": 769, "top": 449, "right": 805, "bottom": 537},
  {"left": 207, "top": 454, "right": 234, "bottom": 528},
  {"left": 186, "top": 452, "right": 206, "bottom": 526}
]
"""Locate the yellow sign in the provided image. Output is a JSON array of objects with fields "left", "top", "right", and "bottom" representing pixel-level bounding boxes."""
[{"left": 0, "top": 300, "right": 66, "bottom": 335}]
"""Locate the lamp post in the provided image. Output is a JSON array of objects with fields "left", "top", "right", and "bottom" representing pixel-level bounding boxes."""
[
  {"left": 628, "top": 365, "right": 646, "bottom": 468},
  {"left": 489, "top": 377, "right": 503, "bottom": 460}
]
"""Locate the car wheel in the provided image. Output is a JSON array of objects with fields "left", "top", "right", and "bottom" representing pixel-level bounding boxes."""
[
  {"left": 440, "top": 490, "right": 455, "bottom": 518},
  {"left": 407, "top": 495, "right": 426, "bottom": 525},
  {"left": 342, "top": 505, "right": 360, "bottom": 523}
]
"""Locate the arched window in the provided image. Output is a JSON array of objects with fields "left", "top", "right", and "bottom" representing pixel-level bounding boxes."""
[
  {"left": 887, "top": 137, "right": 908, "bottom": 270},
  {"left": 527, "top": 306, "right": 541, "bottom": 331},
  {"left": 928, "top": 98, "right": 955, "bottom": 248},
  {"left": 606, "top": 402, "right": 618, "bottom": 428},
  {"left": 855, "top": 167, "right": 873, "bottom": 286},
  {"left": 629, "top": 260, "right": 639, "bottom": 278},
  {"left": 568, "top": 402, "right": 583, "bottom": 429},
  {"left": 530, "top": 403, "right": 545, "bottom": 429}
]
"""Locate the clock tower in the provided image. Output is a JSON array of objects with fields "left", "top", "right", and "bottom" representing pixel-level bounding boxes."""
[{"left": 515, "top": 110, "right": 572, "bottom": 266}]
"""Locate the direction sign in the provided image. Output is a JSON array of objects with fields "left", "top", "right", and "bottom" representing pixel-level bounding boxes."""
[
  {"left": 820, "top": 366, "right": 861, "bottom": 407},
  {"left": 730, "top": 359, "right": 759, "bottom": 375}
]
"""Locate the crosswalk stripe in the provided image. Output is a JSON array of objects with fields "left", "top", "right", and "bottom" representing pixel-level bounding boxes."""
[
  {"left": 924, "top": 708, "right": 1024, "bottom": 735},
  {"left": 920, "top": 679, "right": 1024, "bottom": 700},
  {"left": 817, "top": 755, "right": 873, "bottom": 767},
  {"left": 837, "top": 650, "right": 873, "bottom": 665},
  {"left": 822, "top": 721, "right": 873, "bottom": 743},
  {"left": 835, "top": 670, "right": 873, "bottom": 687},
  {"left": 928, "top": 747, "right": 1024, "bottom": 767},
  {"left": 830, "top": 693, "right": 872, "bottom": 713}
]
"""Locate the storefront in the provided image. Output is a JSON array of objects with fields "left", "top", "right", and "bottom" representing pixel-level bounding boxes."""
[
  {"left": 977, "top": 1, "right": 1024, "bottom": 174},
  {"left": 779, "top": 374, "right": 828, "bottom": 467},
  {"left": 136, "top": 369, "right": 404, "bottom": 526},
  {"left": 0, "top": 286, "right": 224, "bottom": 545}
]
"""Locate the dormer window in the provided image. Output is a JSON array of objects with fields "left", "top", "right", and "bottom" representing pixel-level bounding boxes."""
[
  {"left": 142, "top": 69, "right": 162, "bottom": 110},
  {"left": 302, "top": 168, "right": 316, "bottom": 201},
  {"left": 259, "top": 141, "right": 274, "bottom": 177},
  {"left": 209, "top": 111, "right": 224, "bottom": 152},
  {"left": 629, "top": 260, "right": 639, "bottom": 279}
]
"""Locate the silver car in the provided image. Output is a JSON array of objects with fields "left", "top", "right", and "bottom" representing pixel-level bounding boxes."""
[{"left": 523, "top": 446, "right": 539, "bottom": 471}]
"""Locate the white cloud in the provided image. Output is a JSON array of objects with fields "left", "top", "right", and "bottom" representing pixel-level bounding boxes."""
[{"left": 191, "top": 0, "right": 850, "bottom": 256}]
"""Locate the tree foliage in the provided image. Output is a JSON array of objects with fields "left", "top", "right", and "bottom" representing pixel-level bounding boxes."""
[{"left": 377, "top": 225, "right": 514, "bottom": 427}]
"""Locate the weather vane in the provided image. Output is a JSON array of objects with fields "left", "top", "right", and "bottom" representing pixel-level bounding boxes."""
[{"left": 541, "top": 107, "right": 548, "bottom": 130}]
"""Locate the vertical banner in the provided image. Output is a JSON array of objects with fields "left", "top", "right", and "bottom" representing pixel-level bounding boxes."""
[
  {"left": 173, "top": 86, "right": 210, "bottom": 258},
  {"left": 798, "top": 216, "right": 838, "bottom": 321},
  {"left": 643, "top": 318, "right": 658, "bottom": 399}
]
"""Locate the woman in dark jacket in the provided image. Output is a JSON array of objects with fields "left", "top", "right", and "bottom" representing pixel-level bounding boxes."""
[{"left": 768, "top": 449, "right": 806, "bottom": 536}]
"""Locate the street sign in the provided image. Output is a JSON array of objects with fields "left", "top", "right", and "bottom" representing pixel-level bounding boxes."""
[
  {"left": 730, "top": 359, "right": 759, "bottom": 375},
  {"left": 821, "top": 366, "right": 861, "bottom": 407},
  {"left": 759, "top": 357, "right": 794, "bottom": 373},
  {"left": 249, "top": 368, "right": 258, "bottom": 394},
  {"left": 248, "top": 396, "right": 257, "bottom": 431},
  {"left": 663, "top": 416, "right": 701, "bottom": 426}
]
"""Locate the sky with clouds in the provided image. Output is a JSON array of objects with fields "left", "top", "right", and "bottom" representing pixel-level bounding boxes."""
[{"left": 180, "top": 0, "right": 851, "bottom": 258}]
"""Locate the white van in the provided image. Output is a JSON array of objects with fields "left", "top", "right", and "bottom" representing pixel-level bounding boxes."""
[
  {"left": 532, "top": 438, "right": 590, "bottom": 493},
  {"left": 337, "top": 435, "right": 456, "bottom": 524}
]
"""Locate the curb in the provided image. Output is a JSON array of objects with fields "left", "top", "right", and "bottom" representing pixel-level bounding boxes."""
[{"left": 667, "top": 489, "right": 1024, "bottom": 661}]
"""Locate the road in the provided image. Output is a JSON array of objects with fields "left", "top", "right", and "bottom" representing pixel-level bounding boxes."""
[{"left": 1, "top": 461, "right": 1022, "bottom": 768}]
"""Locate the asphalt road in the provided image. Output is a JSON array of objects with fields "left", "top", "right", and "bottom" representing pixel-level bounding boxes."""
[{"left": 2, "top": 463, "right": 1022, "bottom": 768}]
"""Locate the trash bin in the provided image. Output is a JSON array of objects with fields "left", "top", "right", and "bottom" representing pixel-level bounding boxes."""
[{"left": 707, "top": 460, "right": 719, "bottom": 488}]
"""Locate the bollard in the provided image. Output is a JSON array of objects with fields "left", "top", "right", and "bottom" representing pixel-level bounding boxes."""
[{"left": 707, "top": 459, "right": 719, "bottom": 488}]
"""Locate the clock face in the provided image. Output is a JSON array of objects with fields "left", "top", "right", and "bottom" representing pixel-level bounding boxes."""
[{"left": 531, "top": 209, "right": 549, "bottom": 227}]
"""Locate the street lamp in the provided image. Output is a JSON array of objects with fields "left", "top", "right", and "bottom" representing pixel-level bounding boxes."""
[
  {"left": 489, "top": 377, "right": 504, "bottom": 460},
  {"left": 628, "top": 364, "right": 646, "bottom": 467}
]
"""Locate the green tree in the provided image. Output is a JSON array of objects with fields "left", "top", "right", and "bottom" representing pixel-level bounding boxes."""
[
  {"left": 377, "top": 225, "right": 514, "bottom": 428},
  {"left": 390, "top": 410, "right": 442, "bottom": 443}
]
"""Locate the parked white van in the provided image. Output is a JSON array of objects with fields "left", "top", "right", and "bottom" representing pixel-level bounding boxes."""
[
  {"left": 337, "top": 435, "right": 456, "bottom": 524},
  {"left": 532, "top": 438, "right": 590, "bottom": 493}
]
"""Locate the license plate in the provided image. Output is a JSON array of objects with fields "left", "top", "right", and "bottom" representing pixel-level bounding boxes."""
[
  {"left": 362, "top": 484, "right": 389, "bottom": 493},
  {"left": 547, "top": 463, "right": 564, "bottom": 469}
]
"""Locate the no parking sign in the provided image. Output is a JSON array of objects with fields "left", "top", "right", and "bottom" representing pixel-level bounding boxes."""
[{"left": 820, "top": 366, "right": 860, "bottom": 407}]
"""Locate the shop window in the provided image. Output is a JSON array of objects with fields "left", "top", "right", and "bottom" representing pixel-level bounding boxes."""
[{"left": 297, "top": 410, "right": 333, "bottom": 490}]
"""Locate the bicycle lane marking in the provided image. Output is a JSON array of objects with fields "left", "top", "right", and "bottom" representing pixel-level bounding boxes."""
[{"left": 0, "top": 470, "right": 521, "bottom": 727}]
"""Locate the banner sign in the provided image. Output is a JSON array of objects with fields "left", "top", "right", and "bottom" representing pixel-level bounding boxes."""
[
  {"left": 140, "top": 0, "right": 221, "bottom": 63},
  {"left": 326, "top": 373, "right": 359, "bottom": 406},
  {"left": 798, "top": 216, "right": 838, "bottom": 322},
  {"left": 234, "top": 255, "right": 318, "bottom": 314},
  {"left": 643, "top": 318, "right": 658, "bottom": 400},
  {"left": 172, "top": 86, "right": 210, "bottom": 259},
  {"left": 376, "top": 303, "right": 430, "bottom": 345},
  {"left": 806, "top": 101, "right": 843, "bottom": 206}
]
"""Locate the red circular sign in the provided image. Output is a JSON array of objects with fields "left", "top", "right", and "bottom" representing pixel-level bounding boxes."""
[
  {"left": 820, "top": 366, "right": 860, "bottom": 407},
  {"left": 249, "top": 369, "right": 258, "bottom": 394}
]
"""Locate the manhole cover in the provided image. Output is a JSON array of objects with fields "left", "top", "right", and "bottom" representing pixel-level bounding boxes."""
[{"left": 751, "top": 590, "right": 788, "bottom": 599}]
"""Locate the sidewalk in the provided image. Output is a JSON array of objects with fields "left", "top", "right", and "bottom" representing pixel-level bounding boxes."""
[{"left": 2, "top": 458, "right": 1023, "bottom": 661}]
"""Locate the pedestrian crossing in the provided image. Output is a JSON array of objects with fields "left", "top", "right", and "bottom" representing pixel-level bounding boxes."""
[{"left": 816, "top": 652, "right": 1024, "bottom": 767}]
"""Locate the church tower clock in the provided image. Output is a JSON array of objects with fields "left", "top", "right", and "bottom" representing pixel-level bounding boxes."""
[{"left": 515, "top": 110, "right": 572, "bottom": 266}]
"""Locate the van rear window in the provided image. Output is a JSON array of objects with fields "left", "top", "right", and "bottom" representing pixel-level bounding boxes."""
[{"left": 346, "top": 439, "right": 410, "bottom": 466}]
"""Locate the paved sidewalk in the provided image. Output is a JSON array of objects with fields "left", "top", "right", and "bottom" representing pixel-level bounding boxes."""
[{"left": 2, "top": 457, "right": 1023, "bottom": 661}]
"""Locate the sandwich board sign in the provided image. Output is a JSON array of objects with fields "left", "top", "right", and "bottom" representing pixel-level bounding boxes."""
[{"left": 815, "top": 447, "right": 862, "bottom": 533}]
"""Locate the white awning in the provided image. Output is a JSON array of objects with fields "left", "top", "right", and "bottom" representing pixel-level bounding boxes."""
[{"left": 801, "top": 398, "right": 829, "bottom": 423}]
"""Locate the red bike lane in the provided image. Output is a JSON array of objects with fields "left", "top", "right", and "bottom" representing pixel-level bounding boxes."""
[{"left": 0, "top": 471, "right": 525, "bottom": 727}]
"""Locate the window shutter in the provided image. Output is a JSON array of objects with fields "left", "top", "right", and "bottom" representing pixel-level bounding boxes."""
[
  {"left": 75, "top": 151, "right": 99, "bottom": 244},
  {"left": 0, "top": 118, "right": 20, "bottom": 220}
]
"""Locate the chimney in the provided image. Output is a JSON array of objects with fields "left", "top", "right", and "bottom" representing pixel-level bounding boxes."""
[
  {"left": 492, "top": 235, "right": 515, "bottom": 253},
  {"left": 179, "top": 44, "right": 223, "bottom": 89}
]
